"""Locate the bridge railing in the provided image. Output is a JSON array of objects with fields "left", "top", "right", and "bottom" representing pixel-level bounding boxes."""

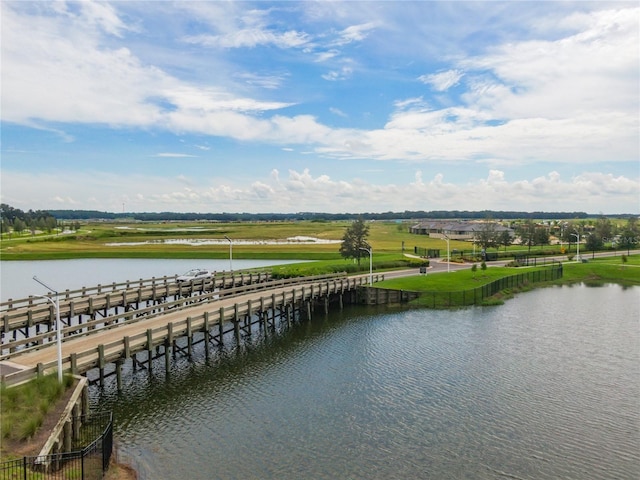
[
  {"left": 1, "top": 273, "right": 351, "bottom": 357},
  {"left": 1, "top": 271, "right": 274, "bottom": 334},
  {"left": 1, "top": 270, "right": 272, "bottom": 312},
  {"left": 1, "top": 274, "right": 381, "bottom": 385}
]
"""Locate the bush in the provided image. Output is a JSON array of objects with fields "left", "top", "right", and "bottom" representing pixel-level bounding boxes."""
[{"left": 19, "top": 415, "right": 43, "bottom": 440}]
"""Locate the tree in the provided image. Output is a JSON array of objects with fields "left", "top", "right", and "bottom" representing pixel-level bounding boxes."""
[
  {"left": 585, "top": 233, "right": 603, "bottom": 257},
  {"left": 339, "top": 218, "right": 370, "bottom": 265},
  {"left": 13, "top": 218, "right": 26, "bottom": 235},
  {"left": 516, "top": 219, "right": 536, "bottom": 252},
  {"left": 594, "top": 216, "right": 613, "bottom": 242},
  {"left": 533, "top": 228, "right": 550, "bottom": 249},
  {"left": 474, "top": 219, "right": 499, "bottom": 252},
  {"left": 497, "top": 230, "right": 512, "bottom": 252},
  {"left": 617, "top": 217, "right": 638, "bottom": 255}
]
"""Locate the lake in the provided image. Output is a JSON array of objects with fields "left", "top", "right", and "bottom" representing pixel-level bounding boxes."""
[
  {"left": 88, "top": 283, "right": 639, "bottom": 480},
  {"left": 0, "top": 258, "right": 306, "bottom": 302}
]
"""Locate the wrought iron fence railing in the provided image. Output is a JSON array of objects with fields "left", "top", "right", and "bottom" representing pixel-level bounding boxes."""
[
  {"left": 0, "top": 412, "right": 113, "bottom": 480},
  {"left": 416, "top": 264, "right": 563, "bottom": 308}
]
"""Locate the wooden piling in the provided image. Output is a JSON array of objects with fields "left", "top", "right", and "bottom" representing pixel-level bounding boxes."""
[
  {"left": 116, "top": 359, "right": 123, "bottom": 392},
  {"left": 233, "top": 306, "right": 241, "bottom": 347},
  {"left": 70, "top": 353, "right": 77, "bottom": 375},
  {"left": 218, "top": 307, "right": 225, "bottom": 345},
  {"left": 164, "top": 341, "right": 171, "bottom": 374},
  {"left": 203, "top": 312, "right": 210, "bottom": 359},
  {"left": 98, "top": 344, "right": 105, "bottom": 387},
  {"left": 186, "top": 317, "right": 193, "bottom": 358}
]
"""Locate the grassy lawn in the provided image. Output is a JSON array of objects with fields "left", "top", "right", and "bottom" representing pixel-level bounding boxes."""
[
  {"left": 377, "top": 255, "right": 640, "bottom": 292},
  {"left": 376, "top": 266, "right": 541, "bottom": 292},
  {"left": 0, "top": 220, "right": 472, "bottom": 260},
  {"left": 558, "top": 254, "right": 640, "bottom": 285},
  {"left": 373, "top": 255, "right": 639, "bottom": 308}
]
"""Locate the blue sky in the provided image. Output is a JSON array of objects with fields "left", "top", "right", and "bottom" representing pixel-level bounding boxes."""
[{"left": 1, "top": 1, "right": 638, "bottom": 214}]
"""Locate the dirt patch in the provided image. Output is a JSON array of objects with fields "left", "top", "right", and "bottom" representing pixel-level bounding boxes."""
[{"left": 105, "top": 459, "right": 138, "bottom": 480}]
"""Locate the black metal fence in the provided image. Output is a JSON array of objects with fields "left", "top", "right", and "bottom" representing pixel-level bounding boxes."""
[
  {"left": 0, "top": 412, "right": 113, "bottom": 480},
  {"left": 416, "top": 264, "right": 563, "bottom": 308}
]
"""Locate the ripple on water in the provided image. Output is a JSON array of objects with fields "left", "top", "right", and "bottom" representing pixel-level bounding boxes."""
[{"left": 103, "top": 285, "right": 639, "bottom": 480}]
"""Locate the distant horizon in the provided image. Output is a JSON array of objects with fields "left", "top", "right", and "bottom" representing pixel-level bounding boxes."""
[
  {"left": 2, "top": 1, "right": 638, "bottom": 214},
  {"left": 44, "top": 208, "right": 636, "bottom": 220}
]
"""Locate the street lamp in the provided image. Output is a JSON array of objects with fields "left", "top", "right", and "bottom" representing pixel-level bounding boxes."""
[
  {"left": 33, "top": 276, "right": 63, "bottom": 383},
  {"left": 359, "top": 246, "right": 373, "bottom": 285},
  {"left": 443, "top": 233, "right": 451, "bottom": 273},
  {"left": 224, "top": 235, "right": 233, "bottom": 271},
  {"left": 570, "top": 233, "right": 580, "bottom": 262}
]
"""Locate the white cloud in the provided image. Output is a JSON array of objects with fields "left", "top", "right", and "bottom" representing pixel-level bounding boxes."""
[
  {"left": 1, "top": 1, "right": 637, "bottom": 218},
  {"left": 183, "top": 29, "right": 309, "bottom": 49},
  {"left": 331, "top": 22, "right": 378, "bottom": 46},
  {"left": 329, "top": 107, "right": 348, "bottom": 118},
  {"left": 2, "top": 168, "right": 637, "bottom": 215},
  {"left": 4, "top": 3, "right": 636, "bottom": 167},
  {"left": 155, "top": 153, "right": 198, "bottom": 158},
  {"left": 235, "top": 72, "right": 289, "bottom": 90},
  {"left": 418, "top": 70, "right": 464, "bottom": 91},
  {"left": 322, "top": 66, "right": 354, "bottom": 81}
]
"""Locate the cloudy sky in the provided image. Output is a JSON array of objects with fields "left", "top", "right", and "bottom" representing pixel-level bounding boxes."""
[{"left": 1, "top": 1, "right": 638, "bottom": 214}]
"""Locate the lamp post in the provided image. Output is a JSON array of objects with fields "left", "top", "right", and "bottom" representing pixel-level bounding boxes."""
[
  {"left": 443, "top": 233, "right": 451, "bottom": 273},
  {"left": 359, "top": 246, "right": 373, "bottom": 285},
  {"left": 33, "top": 276, "right": 63, "bottom": 383},
  {"left": 571, "top": 233, "right": 580, "bottom": 262},
  {"left": 224, "top": 235, "right": 233, "bottom": 271}
]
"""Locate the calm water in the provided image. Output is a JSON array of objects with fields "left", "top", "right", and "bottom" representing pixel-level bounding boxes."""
[
  {"left": 90, "top": 284, "right": 639, "bottom": 480},
  {"left": 0, "top": 258, "right": 305, "bottom": 302}
]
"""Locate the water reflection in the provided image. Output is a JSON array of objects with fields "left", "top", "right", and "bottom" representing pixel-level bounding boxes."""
[{"left": 93, "top": 284, "right": 639, "bottom": 480}]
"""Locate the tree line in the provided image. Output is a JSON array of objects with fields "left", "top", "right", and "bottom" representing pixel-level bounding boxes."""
[
  {"left": 45, "top": 209, "right": 611, "bottom": 222},
  {"left": 0, "top": 203, "right": 59, "bottom": 236},
  {"left": 466, "top": 217, "right": 639, "bottom": 256}
]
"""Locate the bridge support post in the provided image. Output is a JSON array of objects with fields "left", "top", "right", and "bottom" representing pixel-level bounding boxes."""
[
  {"left": 98, "top": 344, "right": 105, "bottom": 387},
  {"left": 70, "top": 353, "right": 77, "bottom": 375},
  {"left": 186, "top": 317, "right": 193, "bottom": 359},
  {"left": 147, "top": 329, "right": 154, "bottom": 373},
  {"left": 218, "top": 307, "right": 225, "bottom": 345},
  {"left": 203, "top": 312, "right": 210, "bottom": 360},
  {"left": 164, "top": 340, "right": 171, "bottom": 375},
  {"left": 116, "top": 359, "right": 123, "bottom": 392},
  {"left": 233, "top": 307, "right": 241, "bottom": 347},
  {"left": 167, "top": 323, "right": 174, "bottom": 356}
]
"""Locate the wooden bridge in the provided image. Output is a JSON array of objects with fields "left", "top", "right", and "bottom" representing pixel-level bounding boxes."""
[
  {"left": 0, "top": 272, "right": 383, "bottom": 389},
  {"left": 1, "top": 271, "right": 270, "bottom": 341}
]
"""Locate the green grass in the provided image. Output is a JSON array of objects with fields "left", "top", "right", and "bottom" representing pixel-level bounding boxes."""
[
  {"left": 376, "top": 265, "right": 529, "bottom": 292},
  {"left": 1, "top": 219, "right": 635, "bottom": 262},
  {"left": 558, "top": 255, "right": 640, "bottom": 286},
  {"left": 270, "top": 253, "right": 427, "bottom": 278},
  {"left": 372, "top": 256, "right": 639, "bottom": 308},
  {"left": 0, "top": 220, "right": 466, "bottom": 260},
  {"left": 1, "top": 373, "right": 74, "bottom": 442}
]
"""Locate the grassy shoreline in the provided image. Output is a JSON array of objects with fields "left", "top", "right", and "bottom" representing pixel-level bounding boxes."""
[{"left": 376, "top": 255, "right": 639, "bottom": 307}]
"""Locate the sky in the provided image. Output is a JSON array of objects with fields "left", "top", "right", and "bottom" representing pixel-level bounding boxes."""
[{"left": 1, "top": 1, "right": 639, "bottom": 215}]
